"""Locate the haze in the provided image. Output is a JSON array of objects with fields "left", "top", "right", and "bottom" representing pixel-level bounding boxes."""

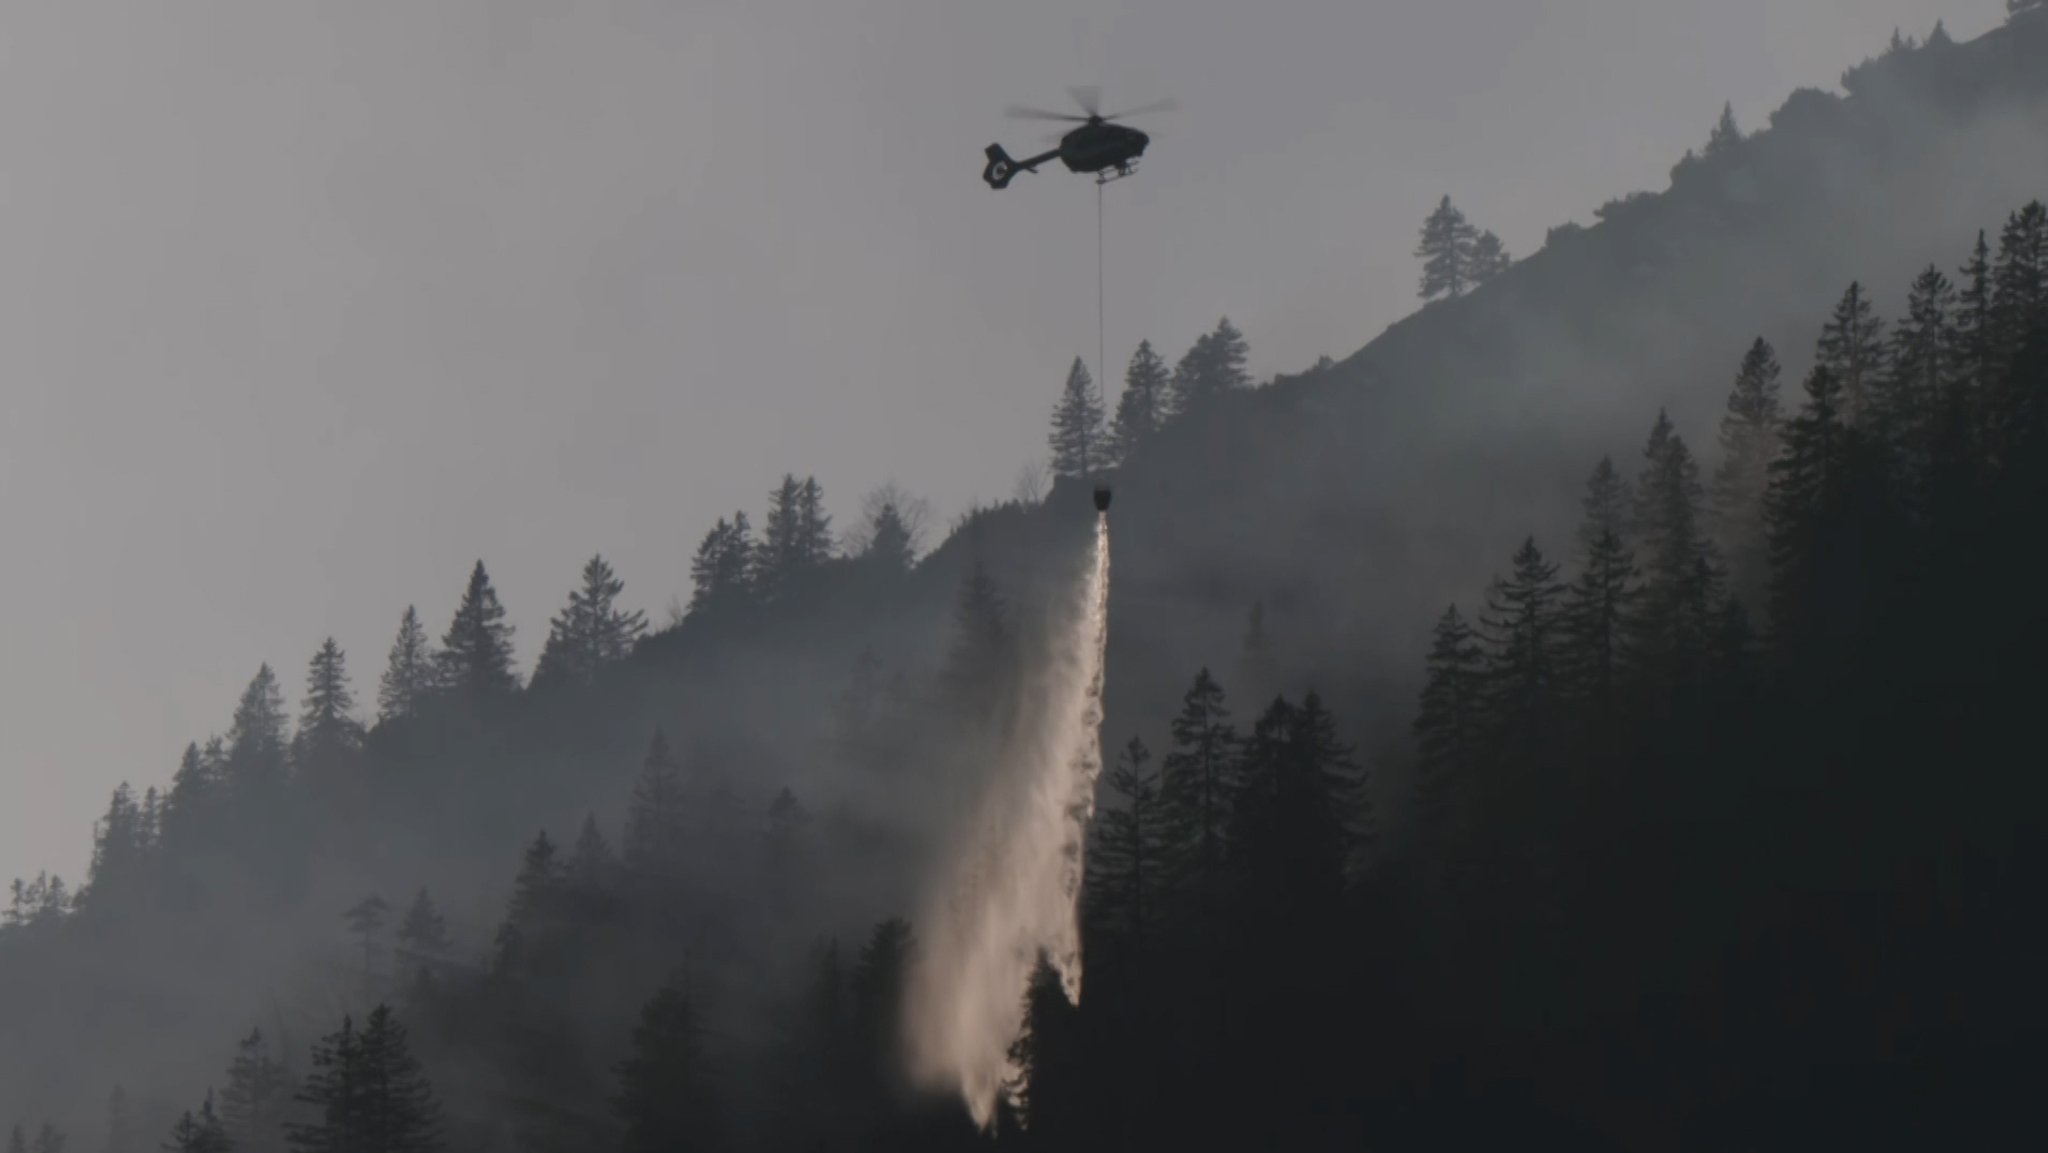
[{"left": 0, "top": 0, "right": 1998, "bottom": 886}]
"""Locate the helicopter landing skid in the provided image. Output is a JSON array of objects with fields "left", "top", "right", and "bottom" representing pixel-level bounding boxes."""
[{"left": 1096, "top": 160, "right": 1139, "bottom": 184}]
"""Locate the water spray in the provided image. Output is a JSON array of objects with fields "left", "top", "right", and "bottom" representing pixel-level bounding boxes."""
[{"left": 906, "top": 499, "right": 1113, "bottom": 1129}]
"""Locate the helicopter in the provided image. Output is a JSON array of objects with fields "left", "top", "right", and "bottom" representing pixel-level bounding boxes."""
[{"left": 983, "top": 86, "right": 1175, "bottom": 190}]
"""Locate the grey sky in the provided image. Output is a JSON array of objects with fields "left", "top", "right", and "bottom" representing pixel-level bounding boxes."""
[{"left": 0, "top": 1, "right": 1998, "bottom": 885}]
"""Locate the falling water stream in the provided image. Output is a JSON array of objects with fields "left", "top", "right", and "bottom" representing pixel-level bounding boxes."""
[{"left": 906, "top": 513, "right": 1112, "bottom": 1129}]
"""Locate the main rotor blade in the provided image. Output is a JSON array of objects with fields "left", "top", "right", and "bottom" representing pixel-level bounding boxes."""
[
  {"left": 1067, "top": 84, "right": 1102, "bottom": 117},
  {"left": 1103, "top": 97, "right": 1178, "bottom": 120},
  {"left": 1006, "top": 105, "right": 1088, "bottom": 122}
]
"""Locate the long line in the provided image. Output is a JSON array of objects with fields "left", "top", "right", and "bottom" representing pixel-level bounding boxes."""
[{"left": 1097, "top": 177, "right": 1106, "bottom": 391}]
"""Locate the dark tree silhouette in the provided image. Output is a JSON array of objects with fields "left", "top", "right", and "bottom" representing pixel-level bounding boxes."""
[
  {"left": 1712, "top": 338, "right": 1784, "bottom": 600},
  {"left": 435, "top": 561, "right": 518, "bottom": 698},
  {"left": 532, "top": 555, "right": 645, "bottom": 690},
  {"left": 1817, "top": 281, "right": 1887, "bottom": 422},
  {"left": 376, "top": 606, "right": 434, "bottom": 724},
  {"left": 1703, "top": 101, "right": 1742, "bottom": 157},
  {"left": 1109, "top": 340, "right": 1170, "bottom": 463},
  {"left": 1416, "top": 195, "right": 1480, "bottom": 301},
  {"left": 1157, "top": 669, "right": 1238, "bottom": 902},
  {"left": 625, "top": 731, "right": 687, "bottom": 879},
  {"left": 614, "top": 977, "right": 723, "bottom": 1153},
  {"left": 1085, "top": 738, "right": 1165, "bottom": 948},
  {"left": 219, "top": 1028, "right": 291, "bottom": 1153},
  {"left": 1048, "top": 357, "right": 1107, "bottom": 479},
  {"left": 688, "top": 513, "right": 756, "bottom": 618}
]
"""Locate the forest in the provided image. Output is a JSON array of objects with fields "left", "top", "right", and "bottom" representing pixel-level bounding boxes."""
[{"left": 5, "top": 11, "right": 2048, "bottom": 1153}]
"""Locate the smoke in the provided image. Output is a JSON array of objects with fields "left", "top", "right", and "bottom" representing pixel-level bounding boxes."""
[{"left": 904, "top": 514, "right": 1111, "bottom": 1129}]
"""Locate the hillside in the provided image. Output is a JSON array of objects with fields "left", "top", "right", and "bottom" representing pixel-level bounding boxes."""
[{"left": 3, "top": 10, "right": 2047, "bottom": 1148}]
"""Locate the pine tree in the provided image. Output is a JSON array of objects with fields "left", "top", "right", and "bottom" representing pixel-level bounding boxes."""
[
  {"left": 288, "top": 1007, "right": 440, "bottom": 1153},
  {"left": 295, "top": 638, "right": 364, "bottom": 766},
  {"left": 688, "top": 513, "right": 756, "bottom": 618},
  {"left": 83, "top": 783, "right": 148, "bottom": 911},
  {"left": 507, "top": 831, "right": 563, "bottom": 925},
  {"left": 1158, "top": 668, "right": 1239, "bottom": 899},
  {"left": 1992, "top": 202, "right": 2047, "bottom": 363},
  {"left": 1469, "top": 230, "right": 1512, "bottom": 286},
  {"left": 219, "top": 1028, "right": 292, "bottom": 1153},
  {"left": 625, "top": 731, "right": 687, "bottom": 879},
  {"left": 1085, "top": 738, "right": 1165, "bottom": 948},
  {"left": 1048, "top": 357, "right": 1108, "bottom": 479},
  {"left": 435, "top": 562, "right": 518, "bottom": 697},
  {"left": 568, "top": 813, "right": 621, "bottom": 893},
  {"left": 1957, "top": 230, "right": 1997, "bottom": 420},
  {"left": 1479, "top": 537, "right": 1566, "bottom": 720},
  {"left": 1415, "top": 195, "right": 1480, "bottom": 301},
  {"left": 1703, "top": 102, "right": 1742, "bottom": 158},
  {"left": 613, "top": 977, "right": 723, "bottom": 1153},
  {"left": 1885, "top": 265, "right": 1960, "bottom": 467},
  {"left": 755, "top": 475, "right": 832, "bottom": 599},
  {"left": 532, "top": 555, "right": 646, "bottom": 690},
  {"left": 1228, "top": 696, "right": 1347, "bottom": 923},
  {"left": 1562, "top": 458, "right": 1639, "bottom": 716},
  {"left": 861, "top": 503, "right": 916, "bottom": 572},
  {"left": 1712, "top": 338, "right": 1784, "bottom": 600},
  {"left": 1631, "top": 411, "right": 1720, "bottom": 684},
  {"left": 1166, "top": 319, "right": 1253, "bottom": 415},
  {"left": 160, "top": 1097, "right": 228, "bottom": 1153},
  {"left": 1294, "top": 691, "right": 1369, "bottom": 854},
  {"left": 1817, "top": 281, "right": 1887, "bottom": 423},
  {"left": 1765, "top": 365, "right": 1854, "bottom": 643},
  {"left": 343, "top": 894, "right": 389, "bottom": 978},
  {"left": 1109, "top": 340, "right": 1170, "bottom": 464},
  {"left": 377, "top": 606, "right": 434, "bottom": 724},
  {"left": 849, "top": 918, "right": 913, "bottom": 1084},
  {"left": 941, "top": 557, "right": 1015, "bottom": 731},
  {"left": 1003, "top": 955, "right": 1083, "bottom": 1139},
  {"left": 1414, "top": 606, "right": 1485, "bottom": 834},
  {"left": 224, "top": 664, "right": 290, "bottom": 797},
  {"left": 396, "top": 889, "right": 449, "bottom": 961}
]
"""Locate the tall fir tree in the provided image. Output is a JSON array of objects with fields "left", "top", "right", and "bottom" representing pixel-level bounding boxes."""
[
  {"left": 941, "top": 557, "right": 1015, "bottom": 733},
  {"left": 1109, "top": 339, "right": 1170, "bottom": 464},
  {"left": 1469, "top": 230, "right": 1512, "bottom": 286},
  {"left": 625, "top": 730, "right": 687, "bottom": 879},
  {"left": 860, "top": 502, "right": 916, "bottom": 572},
  {"left": 435, "top": 561, "right": 518, "bottom": 697},
  {"left": 1166, "top": 318, "right": 1253, "bottom": 415},
  {"left": 1415, "top": 195, "right": 1480, "bottom": 301},
  {"left": 1414, "top": 605, "right": 1486, "bottom": 843},
  {"left": 568, "top": 813, "right": 621, "bottom": 893},
  {"left": 287, "top": 1007, "right": 439, "bottom": 1153},
  {"left": 224, "top": 664, "right": 290, "bottom": 798},
  {"left": 159, "top": 1096, "right": 229, "bottom": 1153},
  {"left": 83, "top": 783, "right": 148, "bottom": 911},
  {"left": 219, "top": 1028, "right": 292, "bottom": 1153},
  {"left": 613, "top": 977, "right": 723, "bottom": 1153},
  {"left": 1048, "top": 357, "right": 1108, "bottom": 479},
  {"left": 376, "top": 606, "right": 434, "bottom": 724},
  {"left": 1703, "top": 101, "right": 1742, "bottom": 158},
  {"left": 688, "top": 513, "right": 756, "bottom": 618},
  {"left": 1712, "top": 338, "right": 1784, "bottom": 602},
  {"left": 532, "top": 555, "right": 646, "bottom": 690},
  {"left": 1764, "top": 365, "right": 1855, "bottom": 645},
  {"left": 1816, "top": 281, "right": 1887, "bottom": 423},
  {"left": 1885, "top": 265, "right": 1961, "bottom": 472},
  {"left": 1157, "top": 668, "right": 1239, "bottom": 901},
  {"left": 1630, "top": 411, "right": 1720, "bottom": 685},
  {"left": 1478, "top": 537, "right": 1566, "bottom": 722},
  {"left": 295, "top": 638, "right": 364, "bottom": 769},
  {"left": 1562, "top": 458, "right": 1639, "bottom": 717},
  {"left": 1084, "top": 737, "right": 1165, "bottom": 949},
  {"left": 754, "top": 475, "right": 832, "bottom": 599}
]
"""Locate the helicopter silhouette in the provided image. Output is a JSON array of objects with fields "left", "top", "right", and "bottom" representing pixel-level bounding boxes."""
[{"left": 983, "top": 86, "right": 1175, "bottom": 190}]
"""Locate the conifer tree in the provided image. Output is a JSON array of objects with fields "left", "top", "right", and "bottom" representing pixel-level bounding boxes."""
[
  {"left": 224, "top": 664, "right": 290, "bottom": 797},
  {"left": 1562, "top": 458, "right": 1639, "bottom": 716},
  {"left": 84, "top": 783, "right": 148, "bottom": 911},
  {"left": 861, "top": 503, "right": 916, "bottom": 572},
  {"left": 1004, "top": 954, "right": 1083, "bottom": 1140},
  {"left": 625, "top": 731, "right": 687, "bottom": 879},
  {"left": 941, "top": 557, "right": 1015, "bottom": 731},
  {"left": 1631, "top": 412, "right": 1720, "bottom": 683},
  {"left": 1414, "top": 606, "right": 1485, "bottom": 833},
  {"left": 688, "top": 513, "right": 756, "bottom": 618},
  {"left": 1817, "top": 281, "right": 1888, "bottom": 423},
  {"left": 1416, "top": 195, "right": 1480, "bottom": 301},
  {"left": 850, "top": 918, "right": 913, "bottom": 1084},
  {"left": 1228, "top": 696, "right": 1347, "bottom": 921},
  {"left": 1158, "top": 668, "right": 1239, "bottom": 898},
  {"left": 1085, "top": 737, "right": 1165, "bottom": 948},
  {"left": 1478, "top": 537, "right": 1566, "bottom": 720},
  {"left": 377, "top": 606, "right": 434, "bottom": 724},
  {"left": 160, "top": 1097, "right": 228, "bottom": 1153},
  {"left": 435, "top": 562, "right": 518, "bottom": 697},
  {"left": 343, "top": 894, "right": 389, "bottom": 978},
  {"left": 288, "top": 1007, "right": 440, "bottom": 1153},
  {"left": 1469, "top": 230, "right": 1512, "bottom": 286},
  {"left": 1703, "top": 102, "right": 1742, "bottom": 158},
  {"left": 507, "top": 831, "right": 563, "bottom": 925},
  {"left": 1166, "top": 319, "right": 1254, "bottom": 414},
  {"left": 219, "top": 1028, "right": 292, "bottom": 1153},
  {"left": 797, "top": 477, "right": 834, "bottom": 564},
  {"left": 532, "top": 555, "right": 646, "bottom": 690},
  {"left": 397, "top": 889, "right": 449, "bottom": 961},
  {"left": 1765, "top": 365, "right": 1854, "bottom": 643},
  {"left": 1957, "top": 230, "right": 1997, "bottom": 417},
  {"left": 1109, "top": 340, "right": 1170, "bottom": 464},
  {"left": 755, "top": 475, "right": 832, "bottom": 599},
  {"left": 295, "top": 638, "right": 363, "bottom": 767},
  {"left": 568, "top": 813, "right": 621, "bottom": 893},
  {"left": 1048, "top": 357, "right": 1108, "bottom": 479},
  {"left": 613, "top": 977, "right": 723, "bottom": 1153},
  {"left": 1712, "top": 338, "right": 1784, "bottom": 600},
  {"left": 1886, "top": 266, "right": 1960, "bottom": 464},
  {"left": 1992, "top": 202, "right": 2047, "bottom": 375}
]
